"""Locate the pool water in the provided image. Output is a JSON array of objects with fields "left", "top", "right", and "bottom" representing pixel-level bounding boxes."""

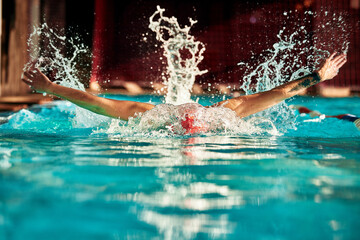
[{"left": 1, "top": 95, "right": 360, "bottom": 240}]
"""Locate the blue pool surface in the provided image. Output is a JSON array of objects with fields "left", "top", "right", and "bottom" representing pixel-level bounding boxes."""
[{"left": 0, "top": 95, "right": 360, "bottom": 240}]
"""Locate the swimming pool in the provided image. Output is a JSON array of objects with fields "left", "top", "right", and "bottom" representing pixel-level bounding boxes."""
[{"left": 1, "top": 95, "right": 360, "bottom": 240}]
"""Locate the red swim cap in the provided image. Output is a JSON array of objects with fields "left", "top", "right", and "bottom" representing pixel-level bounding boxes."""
[{"left": 181, "top": 113, "right": 209, "bottom": 134}]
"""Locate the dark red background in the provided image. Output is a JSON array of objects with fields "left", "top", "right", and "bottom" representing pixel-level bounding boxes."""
[{"left": 67, "top": 0, "right": 360, "bottom": 89}]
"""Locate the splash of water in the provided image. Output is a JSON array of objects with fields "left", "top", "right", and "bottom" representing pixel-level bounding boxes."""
[
  {"left": 98, "top": 102, "right": 279, "bottom": 137},
  {"left": 19, "top": 9, "right": 351, "bottom": 137},
  {"left": 24, "top": 23, "right": 109, "bottom": 128},
  {"left": 149, "top": 6, "right": 208, "bottom": 105},
  {"left": 237, "top": 10, "right": 350, "bottom": 132},
  {"left": 25, "top": 23, "right": 88, "bottom": 91}
]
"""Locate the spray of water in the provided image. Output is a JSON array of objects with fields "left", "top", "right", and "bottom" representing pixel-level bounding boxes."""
[
  {"left": 132, "top": 6, "right": 277, "bottom": 136},
  {"left": 18, "top": 8, "right": 350, "bottom": 136},
  {"left": 149, "top": 6, "right": 208, "bottom": 105},
  {"left": 24, "top": 23, "right": 109, "bottom": 128},
  {"left": 99, "top": 102, "right": 279, "bottom": 137},
  {"left": 236, "top": 10, "right": 350, "bottom": 131},
  {"left": 239, "top": 10, "right": 350, "bottom": 94}
]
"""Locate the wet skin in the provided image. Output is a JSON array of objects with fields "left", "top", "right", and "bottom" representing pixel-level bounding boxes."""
[{"left": 22, "top": 53, "right": 346, "bottom": 122}]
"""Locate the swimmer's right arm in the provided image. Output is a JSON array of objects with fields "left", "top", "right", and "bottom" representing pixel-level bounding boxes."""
[{"left": 22, "top": 66, "right": 154, "bottom": 120}]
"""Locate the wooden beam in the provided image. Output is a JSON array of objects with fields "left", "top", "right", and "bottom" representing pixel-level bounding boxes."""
[
  {"left": 1, "top": 0, "right": 29, "bottom": 96},
  {"left": 0, "top": 0, "right": 2, "bottom": 95},
  {"left": 0, "top": 103, "right": 28, "bottom": 112},
  {"left": 0, "top": 0, "right": 42, "bottom": 97},
  {"left": 0, "top": 94, "right": 53, "bottom": 104}
]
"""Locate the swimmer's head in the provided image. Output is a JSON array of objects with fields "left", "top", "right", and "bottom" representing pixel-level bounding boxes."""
[{"left": 180, "top": 109, "right": 209, "bottom": 134}]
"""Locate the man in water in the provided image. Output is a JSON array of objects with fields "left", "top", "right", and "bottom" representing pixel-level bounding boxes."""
[{"left": 22, "top": 53, "right": 347, "bottom": 133}]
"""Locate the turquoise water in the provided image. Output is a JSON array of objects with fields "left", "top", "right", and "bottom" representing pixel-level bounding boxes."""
[{"left": 1, "top": 95, "right": 360, "bottom": 240}]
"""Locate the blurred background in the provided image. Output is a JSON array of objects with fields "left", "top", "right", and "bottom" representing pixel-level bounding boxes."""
[{"left": 1, "top": 0, "right": 359, "bottom": 99}]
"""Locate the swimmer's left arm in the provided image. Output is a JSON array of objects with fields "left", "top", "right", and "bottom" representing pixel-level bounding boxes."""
[
  {"left": 230, "top": 72, "right": 323, "bottom": 118},
  {"left": 216, "top": 53, "right": 347, "bottom": 118},
  {"left": 274, "top": 53, "right": 347, "bottom": 96}
]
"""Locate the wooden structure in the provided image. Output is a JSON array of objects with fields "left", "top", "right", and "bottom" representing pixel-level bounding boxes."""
[
  {"left": 0, "top": 0, "right": 65, "bottom": 97},
  {"left": 1, "top": 0, "right": 32, "bottom": 97}
]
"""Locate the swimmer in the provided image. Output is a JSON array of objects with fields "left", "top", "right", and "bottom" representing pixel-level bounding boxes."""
[{"left": 22, "top": 53, "right": 347, "bottom": 133}]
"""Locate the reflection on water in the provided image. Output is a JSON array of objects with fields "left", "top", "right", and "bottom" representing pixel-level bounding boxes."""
[
  {"left": 140, "top": 210, "right": 235, "bottom": 239},
  {"left": 1, "top": 131, "right": 360, "bottom": 239},
  {"left": 1, "top": 93, "right": 360, "bottom": 233}
]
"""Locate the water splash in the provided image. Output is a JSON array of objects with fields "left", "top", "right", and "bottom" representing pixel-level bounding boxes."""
[
  {"left": 237, "top": 10, "right": 351, "bottom": 132},
  {"left": 18, "top": 9, "right": 351, "bottom": 137},
  {"left": 25, "top": 23, "right": 88, "bottom": 91},
  {"left": 24, "top": 23, "right": 108, "bottom": 128},
  {"left": 149, "top": 6, "right": 208, "bottom": 105},
  {"left": 96, "top": 103, "right": 279, "bottom": 137}
]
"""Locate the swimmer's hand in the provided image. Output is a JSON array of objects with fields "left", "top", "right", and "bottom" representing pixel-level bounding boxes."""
[
  {"left": 22, "top": 65, "right": 55, "bottom": 94},
  {"left": 317, "top": 52, "right": 347, "bottom": 81}
]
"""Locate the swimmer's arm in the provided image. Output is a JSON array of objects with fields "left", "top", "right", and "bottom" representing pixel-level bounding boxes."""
[
  {"left": 48, "top": 84, "right": 154, "bottom": 120},
  {"left": 220, "top": 73, "right": 322, "bottom": 118},
  {"left": 22, "top": 67, "right": 154, "bottom": 120},
  {"left": 216, "top": 53, "right": 346, "bottom": 118}
]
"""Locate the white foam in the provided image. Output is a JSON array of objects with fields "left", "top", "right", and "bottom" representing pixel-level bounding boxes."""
[{"left": 93, "top": 103, "right": 279, "bottom": 136}]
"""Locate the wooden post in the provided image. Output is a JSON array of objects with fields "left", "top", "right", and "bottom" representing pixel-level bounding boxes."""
[
  {"left": 1, "top": 0, "right": 28, "bottom": 96},
  {"left": 0, "top": 0, "right": 2, "bottom": 95},
  {"left": 0, "top": 0, "right": 42, "bottom": 97}
]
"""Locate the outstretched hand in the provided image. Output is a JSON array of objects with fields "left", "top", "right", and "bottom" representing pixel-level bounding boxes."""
[
  {"left": 22, "top": 64, "right": 54, "bottom": 93},
  {"left": 317, "top": 52, "right": 347, "bottom": 81}
]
